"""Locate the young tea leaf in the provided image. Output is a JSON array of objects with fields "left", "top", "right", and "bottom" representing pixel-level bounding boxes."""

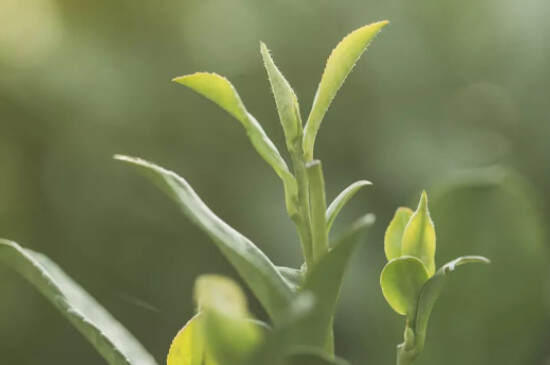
[
  {"left": 260, "top": 42, "right": 303, "bottom": 153},
  {"left": 380, "top": 256, "right": 429, "bottom": 317},
  {"left": 326, "top": 180, "right": 372, "bottom": 234},
  {"left": 414, "top": 256, "right": 490, "bottom": 352},
  {"left": 167, "top": 314, "right": 214, "bottom": 365},
  {"left": 172, "top": 72, "right": 298, "bottom": 218},
  {"left": 384, "top": 207, "right": 413, "bottom": 261},
  {"left": 303, "top": 21, "right": 389, "bottom": 160},
  {"left": 0, "top": 239, "right": 158, "bottom": 365},
  {"left": 115, "top": 155, "right": 293, "bottom": 324},
  {"left": 195, "top": 275, "right": 264, "bottom": 365},
  {"left": 401, "top": 191, "right": 436, "bottom": 276}
]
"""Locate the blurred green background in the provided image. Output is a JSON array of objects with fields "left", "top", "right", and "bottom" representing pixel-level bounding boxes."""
[{"left": 1, "top": 0, "right": 549, "bottom": 364}]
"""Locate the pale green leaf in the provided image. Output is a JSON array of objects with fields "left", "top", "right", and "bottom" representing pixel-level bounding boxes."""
[
  {"left": 294, "top": 214, "right": 375, "bottom": 353},
  {"left": 195, "top": 275, "right": 264, "bottom": 365},
  {"left": 303, "top": 21, "right": 389, "bottom": 160},
  {"left": 414, "top": 256, "right": 490, "bottom": 352},
  {"left": 172, "top": 72, "right": 298, "bottom": 218},
  {"left": 401, "top": 191, "right": 436, "bottom": 276},
  {"left": 306, "top": 160, "right": 329, "bottom": 261},
  {"left": 115, "top": 155, "right": 293, "bottom": 323},
  {"left": 260, "top": 42, "right": 302, "bottom": 153},
  {"left": 0, "top": 239, "right": 158, "bottom": 365},
  {"left": 380, "top": 256, "right": 429, "bottom": 317},
  {"left": 384, "top": 207, "right": 413, "bottom": 260},
  {"left": 326, "top": 180, "right": 372, "bottom": 234}
]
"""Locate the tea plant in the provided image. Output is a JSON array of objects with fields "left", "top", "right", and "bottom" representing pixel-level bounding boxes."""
[{"left": 0, "top": 20, "right": 489, "bottom": 365}]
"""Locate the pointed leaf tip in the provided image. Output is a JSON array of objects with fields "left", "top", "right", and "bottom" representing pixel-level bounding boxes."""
[
  {"left": 401, "top": 191, "right": 436, "bottom": 275},
  {"left": 303, "top": 20, "right": 389, "bottom": 160}
]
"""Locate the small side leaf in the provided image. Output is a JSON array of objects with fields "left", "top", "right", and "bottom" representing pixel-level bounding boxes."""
[
  {"left": 115, "top": 155, "right": 293, "bottom": 324},
  {"left": 260, "top": 42, "right": 303, "bottom": 153},
  {"left": 414, "top": 256, "right": 490, "bottom": 352},
  {"left": 172, "top": 72, "right": 298, "bottom": 218},
  {"left": 303, "top": 21, "right": 389, "bottom": 160},
  {"left": 277, "top": 266, "right": 305, "bottom": 291},
  {"left": 384, "top": 207, "right": 413, "bottom": 260},
  {"left": 195, "top": 275, "right": 264, "bottom": 365},
  {"left": 326, "top": 180, "right": 372, "bottom": 234},
  {"left": 401, "top": 191, "right": 436, "bottom": 276},
  {"left": 294, "top": 214, "right": 375, "bottom": 353},
  {"left": 0, "top": 239, "right": 158, "bottom": 365},
  {"left": 380, "top": 256, "right": 429, "bottom": 317}
]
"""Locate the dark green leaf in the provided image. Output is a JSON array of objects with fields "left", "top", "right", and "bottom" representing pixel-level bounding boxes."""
[
  {"left": 0, "top": 240, "right": 158, "bottom": 365},
  {"left": 115, "top": 155, "right": 293, "bottom": 323}
]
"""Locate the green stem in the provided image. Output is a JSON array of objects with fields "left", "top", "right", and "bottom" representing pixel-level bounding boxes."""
[
  {"left": 306, "top": 160, "right": 329, "bottom": 261},
  {"left": 396, "top": 320, "right": 418, "bottom": 365}
]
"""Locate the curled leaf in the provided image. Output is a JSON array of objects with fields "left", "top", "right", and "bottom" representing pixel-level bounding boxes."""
[
  {"left": 326, "top": 180, "right": 372, "bottom": 234},
  {"left": 414, "top": 256, "right": 490, "bottom": 352},
  {"left": 380, "top": 256, "right": 429, "bottom": 317},
  {"left": 384, "top": 207, "right": 413, "bottom": 260}
]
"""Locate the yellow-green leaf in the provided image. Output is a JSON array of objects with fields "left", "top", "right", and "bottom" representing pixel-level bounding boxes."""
[
  {"left": 172, "top": 72, "right": 298, "bottom": 218},
  {"left": 303, "top": 21, "right": 388, "bottom": 160},
  {"left": 260, "top": 42, "right": 302, "bottom": 153},
  {"left": 195, "top": 275, "right": 264, "bottom": 365},
  {"left": 326, "top": 180, "right": 372, "bottom": 234},
  {"left": 167, "top": 314, "right": 217, "bottom": 365},
  {"left": 401, "top": 191, "right": 436, "bottom": 276},
  {"left": 384, "top": 207, "right": 413, "bottom": 260},
  {"left": 380, "top": 256, "right": 429, "bottom": 317}
]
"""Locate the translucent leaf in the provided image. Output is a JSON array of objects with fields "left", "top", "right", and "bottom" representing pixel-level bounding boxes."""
[
  {"left": 302, "top": 21, "right": 389, "bottom": 160},
  {"left": 195, "top": 275, "right": 264, "bottom": 365},
  {"left": 380, "top": 256, "right": 429, "bottom": 317},
  {"left": 115, "top": 155, "right": 293, "bottom": 323},
  {"left": 306, "top": 160, "right": 329, "bottom": 261},
  {"left": 0, "top": 239, "right": 158, "bottom": 365},
  {"left": 260, "top": 42, "right": 302, "bottom": 153},
  {"left": 172, "top": 72, "right": 298, "bottom": 218},
  {"left": 167, "top": 314, "right": 216, "bottom": 365},
  {"left": 326, "top": 180, "right": 372, "bottom": 234},
  {"left": 384, "top": 207, "right": 413, "bottom": 260},
  {"left": 401, "top": 191, "right": 436, "bottom": 276},
  {"left": 414, "top": 256, "right": 490, "bottom": 352},
  {"left": 294, "top": 214, "right": 375, "bottom": 353}
]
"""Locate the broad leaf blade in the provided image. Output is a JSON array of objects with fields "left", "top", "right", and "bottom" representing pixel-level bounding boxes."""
[
  {"left": 303, "top": 21, "right": 389, "bottom": 160},
  {"left": 384, "top": 207, "right": 413, "bottom": 260},
  {"left": 380, "top": 256, "right": 429, "bottom": 317},
  {"left": 0, "top": 239, "right": 158, "bottom": 365},
  {"left": 401, "top": 191, "right": 436, "bottom": 275},
  {"left": 414, "top": 256, "right": 490, "bottom": 351},
  {"left": 260, "top": 42, "right": 302, "bottom": 153},
  {"left": 326, "top": 180, "right": 372, "bottom": 233},
  {"left": 172, "top": 72, "right": 298, "bottom": 217},
  {"left": 115, "top": 155, "right": 293, "bottom": 323},
  {"left": 295, "top": 214, "right": 375, "bottom": 352}
]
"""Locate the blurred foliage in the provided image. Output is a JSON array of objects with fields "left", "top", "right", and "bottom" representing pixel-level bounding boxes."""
[{"left": 1, "top": 0, "right": 549, "bottom": 364}]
